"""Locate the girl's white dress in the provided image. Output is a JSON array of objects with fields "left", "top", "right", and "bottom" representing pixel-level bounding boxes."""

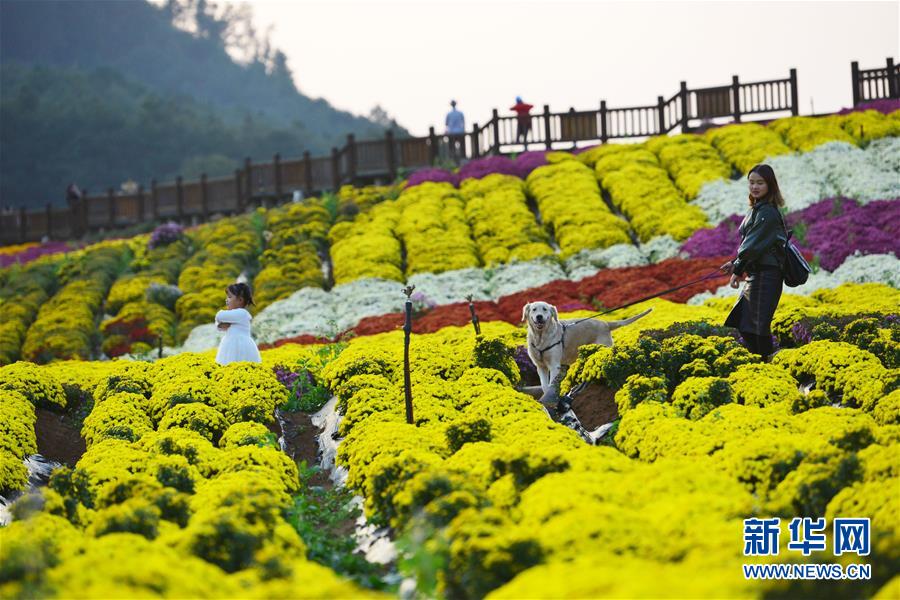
[{"left": 215, "top": 308, "right": 261, "bottom": 364}]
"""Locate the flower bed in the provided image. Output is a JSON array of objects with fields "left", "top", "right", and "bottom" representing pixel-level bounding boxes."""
[
  {"left": 252, "top": 201, "right": 329, "bottom": 310},
  {"left": 600, "top": 162, "right": 709, "bottom": 242},
  {"left": 459, "top": 174, "right": 554, "bottom": 265},
  {"left": 705, "top": 121, "right": 793, "bottom": 174},
  {"left": 526, "top": 160, "right": 632, "bottom": 257},
  {"left": 0, "top": 352, "right": 378, "bottom": 598},
  {"left": 310, "top": 305, "right": 894, "bottom": 598},
  {"left": 329, "top": 202, "right": 403, "bottom": 285},
  {"left": 645, "top": 133, "right": 733, "bottom": 199},
  {"left": 0, "top": 257, "right": 62, "bottom": 364},
  {"left": 21, "top": 242, "right": 129, "bottom": 363},
  {"left": 174, "top": 216, "right": 262, "bottom": 343},
  {"left": 395, "top": 182, "right": 480, "bottom": 275}
]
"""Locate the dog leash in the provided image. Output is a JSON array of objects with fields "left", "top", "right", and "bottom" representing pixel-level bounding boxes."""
[{"left": 567, "top": 269, "right": 726, "bottom": 325}]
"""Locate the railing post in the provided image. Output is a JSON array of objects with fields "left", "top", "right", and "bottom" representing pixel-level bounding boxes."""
[
  {"left": 657, "top": 95, "right": 666, "bottom": 134},
  {"left": 491, "top": 109, "right": 500, "bottom": 153},
  {"left": 18, "top": 207, "right": 26, "bottom": 243},
  {"left": 303, "top": 151, "right": 313, "bottom": 195},
  {"left": 273, "top": 153, "right": 282, "bottom": 198},
  {"left": 346, "top": 134, "right": 357, "bottom": 185},
  {"left": 731, "top": 75, "right": 742, "bottom": 122},
  {"left": 137, "top": 184, "right": 145, "bottom": 222},
  {"left": 81, "top": 190, "right": 89, "bottom": 235},
  {"left": 68, "top": 196, "right": 80, "bottom": 238},
  {"left": 151, "top": 179, "right": 159, "bottom": 220},
  {"left": 789, "top": 68, "right": 799, "bottom": 115},
  {"left": 599, "top": 100, "right": 608, "bottom": 143},
  {"left": 45, "top": 203, "right": 52, "bottom": 240},
  {"left": 680, "top": 81, "right": 689, "bottom": 130},
  {"left": 330, "top": 147, "right": 340, "bottom": 190},
  {"left": 243, "top": 158, "right": 252, "bottom": 206},
  {"left": 851, "top": 61, "right": 860, "bottom": 106},
  {"left": 175, "top": 177, "right": 184, "bottom": 222},
  {"left": 428, "top": 126, "right": 439, "bottom": 164},
  {"left": 385, "top": 130, "right": 397, "bottom": 181},
  {"left": 234, "top": 169, "right": 245, "bottom": 213},
  {"left": 471, "top": 122, "right": 480, "bottom": 158},
  {"left": 200, "top": 174, "right": 209, "bottom": 219},
  {"left": 107, "top": 187, "right": 116, "bottom": 227},
  {"left": 543, "top": 104, "right": 552, "bottom": 150},
  {"left": 888, "top": 57, "right": 898, "bottom": 98}
]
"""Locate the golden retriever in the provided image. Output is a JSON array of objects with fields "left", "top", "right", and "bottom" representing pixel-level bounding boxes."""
[{"left": 523, "top": 301, "right": 652, "bottom": 392}]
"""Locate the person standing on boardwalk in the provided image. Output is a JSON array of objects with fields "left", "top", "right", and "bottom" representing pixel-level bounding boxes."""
[
  {"left": 445, "top": 100, "right": 466, "bottom": 162},
  {"left": 720, "top": 164, "right": 788, "bottom": 362},
  {"left": 510, "top": 96, "right": 534, "bottom": 147}
]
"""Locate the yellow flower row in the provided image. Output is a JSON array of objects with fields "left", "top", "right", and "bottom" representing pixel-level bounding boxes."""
[
  {"left": 20, "top": 243, "right": 130, "bottom": 363},
  {"left": 645, "top": 133, "right": 734, "bottom": 199},
  {"left": 395, "top": 182, "right": 481, "bottom": 276},
  {"left": 0, "top": 352, "right": 378, "bottom": 598},
  {"left": 0, "top": 257, "right": 62, "bottom": 364},
  {"left": 174, "top": 216, "right": 261, "bottom": 342},
  {"left": 253, "top": 201, "right": 329, "bottom": 309},
  {"left": 311, "top": 293, "right": 894, "bottom": 597},
  {"left": 600, "top": 162, "right": 709, "bottom": 242},
  {"left": 705, "top": 122, "right": 793, "bottom": 173},
  {"left": 460, "top": 174, "right": 555, "bottom": 266},
  {"left": 526, "top": 160, "right": 632, "bottom": 258},
  {"left": 329, "top": 201, "right": 404, "bottom": 284}
]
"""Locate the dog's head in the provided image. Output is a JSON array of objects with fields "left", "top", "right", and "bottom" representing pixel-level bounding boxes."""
[{"left": 522, "top": 301, "right": 558, "bottom": 332}]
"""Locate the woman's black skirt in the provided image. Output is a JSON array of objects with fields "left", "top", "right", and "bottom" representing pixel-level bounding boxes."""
[{"left": 724, "top": 266, "right": 783, "bottom": 336}]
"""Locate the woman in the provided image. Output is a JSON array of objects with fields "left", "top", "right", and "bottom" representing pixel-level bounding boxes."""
[{"left": 720, "top": 164, "right": 788, "bottom": 361}]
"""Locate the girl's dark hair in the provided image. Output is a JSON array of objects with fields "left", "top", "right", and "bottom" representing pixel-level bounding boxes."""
[
  {"left": 227, "top": 282, "right": 255, "bottom": 307},
  {"left": 747, "top": 163, "right": 786, "bottom": 208}
]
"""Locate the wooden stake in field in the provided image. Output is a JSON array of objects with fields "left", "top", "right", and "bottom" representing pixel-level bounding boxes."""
[
  {"left": 402, "top": 285, "right": 415, "bottom": 425},
  {"left": 466, "top": 294, "right": 481, "bottom": 335}
]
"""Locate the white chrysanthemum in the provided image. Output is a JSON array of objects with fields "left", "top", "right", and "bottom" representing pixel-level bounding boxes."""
[
  {"left": 866, "top": 136, "right": 900, "bottom": 173},
  {"left": 407, "top": 267, "right": 491, "bottom": 305},
  {"left": 640, "top": 235, "right": 686, "bottom": 263},
  {"left": 487, "top": 258, "right": 566, "bottom": 298},
  {"left": 181, "top": 323, "right": 222, "bottom": 352}
]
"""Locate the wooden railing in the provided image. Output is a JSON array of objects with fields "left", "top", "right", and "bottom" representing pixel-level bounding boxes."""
[
  {"left": 1, "top": 66, "right": 813, "bottom": 245},
  {"left": 852, "top": 57, "right": 900, "bottom": 105}
]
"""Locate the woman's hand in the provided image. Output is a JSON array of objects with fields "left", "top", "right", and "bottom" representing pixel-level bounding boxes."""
[
  {"left": 729, "top": 274, "right": 743, "bottom": 289},
  {"left": 720, "top": 260, "right": 735, "bottom": 275}
]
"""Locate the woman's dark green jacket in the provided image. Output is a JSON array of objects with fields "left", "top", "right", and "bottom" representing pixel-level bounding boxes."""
[{"left": 732, "top": 200, "right": 788, "bottom": 276}]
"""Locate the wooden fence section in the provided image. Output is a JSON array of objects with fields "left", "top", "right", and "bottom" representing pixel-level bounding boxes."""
[
  {"left": 2, "top": 60, "right": 893, "bottom": 245},
  {"left": 852, "top": 58, "right": 900, "bottom": 105}
]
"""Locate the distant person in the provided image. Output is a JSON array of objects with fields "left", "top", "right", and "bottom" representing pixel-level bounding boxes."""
[
  {"left": 66, "top": 183, "right": 83, "bottom": 205},
  {"left": 511, "top": 96, "right": 534, "bottom": 147},
  {"left": 445, "top": 100, "right": 466, "bottom": 162}
]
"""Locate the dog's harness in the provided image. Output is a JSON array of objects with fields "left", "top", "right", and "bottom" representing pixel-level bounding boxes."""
[{"left": 531, "top": 323, "right": 568, "bottom": 359}]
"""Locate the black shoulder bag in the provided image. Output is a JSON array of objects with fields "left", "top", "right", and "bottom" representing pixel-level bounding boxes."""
[{"left": 774, "top": 209, "right": 811, "bottom": 287}]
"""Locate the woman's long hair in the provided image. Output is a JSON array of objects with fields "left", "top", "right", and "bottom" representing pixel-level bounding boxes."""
[{"left": 748, "top": 164, "right": 786, "bottom": 208}]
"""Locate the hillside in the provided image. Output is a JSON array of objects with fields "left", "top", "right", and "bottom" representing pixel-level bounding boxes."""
[{"left": 0, "top": 0, "right": 406, "bottom": 208}]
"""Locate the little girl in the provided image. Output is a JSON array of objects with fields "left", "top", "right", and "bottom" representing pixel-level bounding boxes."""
[{"left": 215, "top": 283, "right": 261, "bottom": 365}]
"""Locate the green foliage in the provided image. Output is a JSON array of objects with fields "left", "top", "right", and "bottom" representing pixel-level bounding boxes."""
[{"left": 285, "top": 463, "right": 387, "bottom": 590}]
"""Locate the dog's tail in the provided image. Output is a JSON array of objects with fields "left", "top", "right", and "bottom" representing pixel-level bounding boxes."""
[{"left": 606, "top": 307, "right": 652, "bottom": 330}]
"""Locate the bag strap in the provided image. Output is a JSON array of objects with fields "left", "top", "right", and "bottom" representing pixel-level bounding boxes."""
[{"left": 773, "top": 207, "right": 793, "bottom": 242}]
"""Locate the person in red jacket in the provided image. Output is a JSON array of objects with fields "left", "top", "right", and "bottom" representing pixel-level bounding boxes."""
[{"left": 510, "top": 96, "right": 534, "bottom": 146}]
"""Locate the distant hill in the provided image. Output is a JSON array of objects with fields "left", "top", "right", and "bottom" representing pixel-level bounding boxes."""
[{"left": 0, "top": 0, "right": 406, "bottom": 208}]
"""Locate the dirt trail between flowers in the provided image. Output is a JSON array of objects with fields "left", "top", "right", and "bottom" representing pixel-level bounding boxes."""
[
  {"left": 34, "top": 408, "right": 85, "bottom": 467},
  {"left": 570, "top": 382, "right": 619, "bottom": 430},
  {"left": 271, "top": 411, "right": 332, "bottom": 488},
  {"left": 600, "top": 189, "right": 641, "bottom": 248}
]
